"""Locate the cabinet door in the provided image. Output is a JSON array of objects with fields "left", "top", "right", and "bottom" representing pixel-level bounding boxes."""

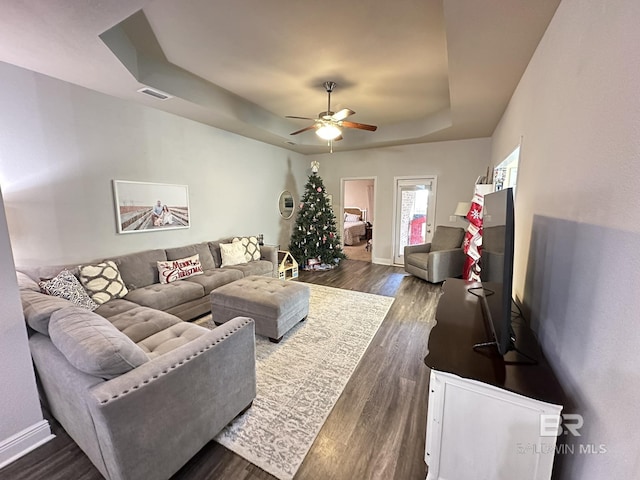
[{"left": 425, "top": 370, "right": 562, "bottom": 480}]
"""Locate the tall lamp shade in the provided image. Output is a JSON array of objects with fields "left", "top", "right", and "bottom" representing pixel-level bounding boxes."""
[{"left": 454, "top": 202, "right": 472, "bottom": 217}]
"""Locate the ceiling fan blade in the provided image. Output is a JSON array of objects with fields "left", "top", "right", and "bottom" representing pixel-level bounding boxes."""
[
  {"left": 341, "top": 121, "right": 378, "bottom": 132},
  {"left": 331, "top": 108, "right": 355, "bottom": 121},
  {"left": 333, "top": 135, "right": 344, "bottom": 141},
  {"left": 286, "top": 115, "right": 317, "bottom": 121},
  {"left": 290, "top": 125, "right": 317, "bottom": 135}
]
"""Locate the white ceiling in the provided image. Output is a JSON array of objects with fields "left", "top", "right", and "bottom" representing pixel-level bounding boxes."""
[{"left": 0, "top": 0, "right": 560, "bottom": 154}]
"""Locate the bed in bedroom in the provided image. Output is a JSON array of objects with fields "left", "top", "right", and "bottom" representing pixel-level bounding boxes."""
[{"left": 343, "top": 207, "right": 367, "bottom": 245}]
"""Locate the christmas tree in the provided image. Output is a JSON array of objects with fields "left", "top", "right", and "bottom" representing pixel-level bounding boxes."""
[{"left": 289, "top": 172, "right": 346, "bottom": 269}]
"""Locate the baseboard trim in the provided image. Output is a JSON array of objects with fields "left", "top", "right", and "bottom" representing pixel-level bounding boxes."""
[
  {"left": 0, "top": 420, "right": 54, "bottom": 469},
  {"left": 372, "top": 257, "right": 392, "bottom": 265}
]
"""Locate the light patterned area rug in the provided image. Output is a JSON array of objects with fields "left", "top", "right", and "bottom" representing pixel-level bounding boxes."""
[{"left": 201, "top": 283, "right": 394, "bottom": 480}]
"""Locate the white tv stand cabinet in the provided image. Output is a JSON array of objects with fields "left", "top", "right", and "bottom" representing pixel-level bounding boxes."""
[{"left": 424, "top": 279, "right": 565, "bottom": 480}]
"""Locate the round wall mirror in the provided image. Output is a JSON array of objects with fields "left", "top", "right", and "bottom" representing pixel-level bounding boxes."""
[{"left": 279, "top": 191, "right": 294, "bottom": 219}]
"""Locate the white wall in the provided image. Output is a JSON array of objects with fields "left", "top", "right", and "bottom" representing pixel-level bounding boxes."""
[
  {"left": 0, "top": 187, "right": 53, "bottom": 467},
  {"left": 491, "top": 0, "right": 640, "bottom": 478},
  {"left": 311, "top": 139, "right": 491, "bottom": 263},
  {"left": 0, "top": 62, "right": 308, "bottom": 266},
  {"left": 0, "top": 61, "right": 309, "bottom": 468},
  {"left": 344, "top": 179, "right": 375, "bottom": 223}
]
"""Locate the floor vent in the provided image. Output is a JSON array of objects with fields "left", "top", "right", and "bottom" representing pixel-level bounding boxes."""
[{"left": 137, "top": 87, "right": 173, "bottom": 100}]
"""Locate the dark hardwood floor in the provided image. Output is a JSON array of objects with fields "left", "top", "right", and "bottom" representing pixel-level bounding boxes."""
[{"left": 0, "top": 260, "right": 441, "bottom": 480}]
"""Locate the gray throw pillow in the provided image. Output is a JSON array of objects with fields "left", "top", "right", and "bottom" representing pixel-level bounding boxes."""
[
  {"left": 16, "top": 271, "right": 40, "bottom": 292},
  {"left": 21, "top": 290, "right": 74, "bottom": 335},
  {"left": 49, "top": 307, "right": 149, "bottom": 379}
]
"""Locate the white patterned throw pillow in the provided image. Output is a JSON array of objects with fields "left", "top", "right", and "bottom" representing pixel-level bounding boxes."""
[
  {"left": 157, "top": 254, "right": 204, "bottom": 284},
  {"left": 78, "top": 261, "right": 129, "bottom": 305},
  {"left": 220, "top": 241, "right": 248, "bottom": 267},
  {"left": 39, "top": 269, "right": 98, "bottom": 311},
  {"left": 232, "top": 236, "right": 261, "bottom": 262}
]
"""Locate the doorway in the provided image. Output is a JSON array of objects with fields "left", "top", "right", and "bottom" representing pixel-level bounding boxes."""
[
  {"left": 341, "top": 177, "right": 376, "bottom": 262},
  {"left": 393, "top": 176, "right": 437, "bottom": 265}
]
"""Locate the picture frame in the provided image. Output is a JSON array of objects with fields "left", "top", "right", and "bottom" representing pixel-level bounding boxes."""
[{"left": 113, "top": 180, "right": 190, "bottom": 234}]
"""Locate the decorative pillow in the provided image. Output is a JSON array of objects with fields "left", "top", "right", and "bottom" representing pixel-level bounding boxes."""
[
  {"left": 220, "top": 241, "right": 248, "bottom": 267},
  {"left": 78, "top": 261, "right": 128, "bottom": 305},
  {"left": 49, "top": 307, "right": 148, "bottom": 379},
  {"left": 156, "top": 254, "right": 204, "bottom": 284},
  {"left": 39, "top": 270, "right": 98, "bottom": 311},
  {"left": 232, "top": 236, "right": 261, "bottom": 262},
  {"left": 345, "top": 213, "right": 361, "bottom": 222}
]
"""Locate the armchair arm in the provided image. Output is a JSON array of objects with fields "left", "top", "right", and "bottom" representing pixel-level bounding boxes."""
[
  {"left": 260, "top": 245, "right": 278, "bottom": 277},
  {"left": 427, "top": 248, "right": 466, "bottom": 283},
  {"left": 404, "top": 243, "right": 432, "bottom": 257},
  {"left": 87, "top": 317, "right": 256, "bottom": 480}
]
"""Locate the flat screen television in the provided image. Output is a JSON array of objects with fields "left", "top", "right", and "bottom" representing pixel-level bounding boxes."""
[{"left": 476, "top": 188, "right": 515, "bottom": 355}]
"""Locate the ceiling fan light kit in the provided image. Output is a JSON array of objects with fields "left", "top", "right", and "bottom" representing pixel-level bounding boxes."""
[
  {"left": 316, "top": 124, "right": 342, "bottom": 140},
  {"left": 286, "top": 81, "right": 377, "bottom": 150}
]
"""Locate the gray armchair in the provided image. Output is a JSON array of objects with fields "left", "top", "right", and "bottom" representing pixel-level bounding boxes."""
[{"left": 404, "top": 226, "right": 466, "bottom": 283}]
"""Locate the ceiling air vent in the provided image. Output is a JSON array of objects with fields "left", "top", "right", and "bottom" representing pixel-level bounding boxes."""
[{"left": 137, "top": 87, "right": 173, "bottom": 101}]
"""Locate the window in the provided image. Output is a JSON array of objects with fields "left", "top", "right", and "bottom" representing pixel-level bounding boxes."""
[{"left": 494, "top": 146, "right": 520, "bottom": 193}]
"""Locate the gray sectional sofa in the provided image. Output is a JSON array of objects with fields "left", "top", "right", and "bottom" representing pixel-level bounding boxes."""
[
  {"left": 16, "top": 238, "right": 278, "bottom": 480},
  {"left": 20, "top": 239, "right": 278, "bottom": 321}
]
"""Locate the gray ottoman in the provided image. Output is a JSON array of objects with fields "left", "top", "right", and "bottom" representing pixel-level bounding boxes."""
[{"left": 210, "top": 276, "right": 310, "bottom": 343}]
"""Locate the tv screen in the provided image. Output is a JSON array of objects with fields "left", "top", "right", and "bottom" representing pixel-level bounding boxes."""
[{"left": 479, "top": 188, "right": 515, "bottom": 355}]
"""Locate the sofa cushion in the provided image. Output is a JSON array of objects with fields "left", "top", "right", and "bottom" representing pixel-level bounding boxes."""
[
  {"left": 232, "top": 236, "right": 261, "bottom": 262},
  {"left": 78, "top": 261, "right": 129, "bottom": 305},
  {"left": 124, "top": 281, "right": 205, "bottom": 312},
  {"left": 166, "top": 243, "right": 216, "bottom": 271},
  {"left": 220, "top": 241, "right": 248, "bottom": 267},
  {"left": 94, "top": 299, "right": 140, "bottom": 319},
  {"left": 18, "top": 264, "right": 79, "bottom": 283},
  {"left": 49, "top": 307, "right": 148, "bottom": 380},
  {"left": 430, "top": 226, "right": 465, "bottom": 252},
  {"left": 16, "top": 271, "right": 40, "bottom": 292},
  {"left": 112, "top": 249, "right": 167, "bottom": 290},
  {"left": 223, "top": 260, "right": 274, "bottom": 277},
  {"left": 137, "top": 322, "right": 209, "bottom": 360},
  {"left": 405, "top": 252, "right": 431, "bottom": 270},
  {"left": 157, "top": 254, "right": 204, "bottom": 284},
  {"left": 39, "top": 270, "right": 98, "bottom": 311},
  {"left": 183, "top": 268, "right": 243, "bottom": 294},
  {"left": 21, "top": 290, "right": 74, "bottom": 335},
  {"left": 105, "top": 306, "right": 182, "bottom": 343}
]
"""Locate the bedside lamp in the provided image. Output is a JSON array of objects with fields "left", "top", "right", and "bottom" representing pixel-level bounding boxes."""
[{"left": 454, "top": 202, "right": 472, "bottom": 218}]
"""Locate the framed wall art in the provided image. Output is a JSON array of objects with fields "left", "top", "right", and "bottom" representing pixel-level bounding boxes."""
[{"left": 113, "top": 180, "right": 190, "bottom": 234}]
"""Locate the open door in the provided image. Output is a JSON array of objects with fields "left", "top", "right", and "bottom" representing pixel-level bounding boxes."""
[{"left": 393, "top": 177, "right": 437, "bottom": 265}]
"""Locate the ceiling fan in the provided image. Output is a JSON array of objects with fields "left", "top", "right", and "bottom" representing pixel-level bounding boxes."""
[{"left": 286, "top": 81, "right": 377, "bottom": 146}]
